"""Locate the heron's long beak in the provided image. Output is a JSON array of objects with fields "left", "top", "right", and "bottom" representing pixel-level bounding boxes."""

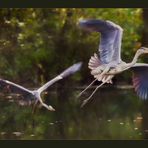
[
  {"left": 140, "top": 47, "right": 148, "bottom": 53},
  {"left": 144, "top": 50, "right": 148, "bottom": 54},
  {"left": 38, "top": 96, "right": 55, "bottom": 111}
]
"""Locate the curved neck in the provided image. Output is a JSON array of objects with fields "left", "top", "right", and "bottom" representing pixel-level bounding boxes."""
[
  {"left": 121, "top": 50, "right": 142, "bottom": 72},
  {"left": 130, "top": 50, "right": 141, "bottom": 66},
  {"left": 106, "top": 50, "right": 143, "bottom": 75}
]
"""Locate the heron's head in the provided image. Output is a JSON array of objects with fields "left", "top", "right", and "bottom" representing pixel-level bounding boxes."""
[{"left": 137, "top": 47, "right": 148, "bottom": 55}]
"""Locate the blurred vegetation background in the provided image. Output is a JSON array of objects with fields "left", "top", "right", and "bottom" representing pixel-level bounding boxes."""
[
  {"left": 1, "top": 8, "right": 148, "bottom": 140},
  {"left": 0, "top": 8, "right": 147, "bottom": 86}
]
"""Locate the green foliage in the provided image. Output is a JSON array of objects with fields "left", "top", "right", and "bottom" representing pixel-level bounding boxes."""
[{"left": 0, "top": 8, "right": 143, "bottom": 85}]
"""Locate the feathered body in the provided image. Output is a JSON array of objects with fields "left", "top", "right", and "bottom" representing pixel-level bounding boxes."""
[
  {"left": 79, "top": 19, "right": 148, "bottom": 104},
  {"left": 0, "top": 62, "right": 82, "bottom": 110}
]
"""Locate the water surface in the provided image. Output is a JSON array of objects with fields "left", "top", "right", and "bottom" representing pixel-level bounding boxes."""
[{"left": 0, "top": 86, "right": 148, "bottom": 140}]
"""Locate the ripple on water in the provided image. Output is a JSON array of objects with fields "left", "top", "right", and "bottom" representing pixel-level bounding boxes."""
[
  {"left": 120, "top": 122, "right": 124, "bottom": 125},
  {"left": 1, "top": 132, "right": 6, "bottom": 135},
  {"left": 12, "top": 132, "right": 23, "bottom": 136}
]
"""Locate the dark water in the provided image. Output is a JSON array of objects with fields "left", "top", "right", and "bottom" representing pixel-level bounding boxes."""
[{"left": 0, "top": 86, "right": 148, "bottom": 140}]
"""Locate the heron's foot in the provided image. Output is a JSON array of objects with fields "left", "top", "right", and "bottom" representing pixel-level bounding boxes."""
[
  {"left": 91, "top": 64, "right": 106, "bottom": 75},
  {"left": 99, "top": 65, "right": 111, "bottom": 76},
  {"left": 92, "top": 65, "right": 113, "bottom": 83},
  {"left": 91, "top": 62, "right": 116, "bottom": 76},
  {"left": 90, "top": 61, "right": 127, "bottom": 84},
  {"left": 91, "top": 61, "right": 125, "bottom": 76}
]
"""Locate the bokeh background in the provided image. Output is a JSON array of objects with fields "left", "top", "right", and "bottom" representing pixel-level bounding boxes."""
[{"left": 0, "top": 8, "right": 148, "bottom": 140}]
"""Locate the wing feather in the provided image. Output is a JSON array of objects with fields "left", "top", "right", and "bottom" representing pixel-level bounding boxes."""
[
  {"left": 0, "top": 79, "right": 32, "bottom": 95},
  {"left": 79, "top": 19, "right": 122, "bottom": 64},
  {"left": 38, "top": 62, "right": 82, "bottom": 92},
  {"left": 130, "top": 63, "right": 148, "bottom": 100}
]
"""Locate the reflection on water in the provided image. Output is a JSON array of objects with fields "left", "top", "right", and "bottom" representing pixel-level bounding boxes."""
[{"left": 0, "top": 86, "right": 148, "bottom": 140}]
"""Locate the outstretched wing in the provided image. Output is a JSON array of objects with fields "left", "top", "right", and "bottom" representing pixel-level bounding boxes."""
[
  {"left": 130, "top": 63, "right": 148, "bottom": 100},
  {"left": 37, "top": 62, "right": 82, "bottom": 93},
  {"left": 0, "top": 79, "right": 33, "bottom": 96},
  {"left": 79, "top": 19, "right": 122, "bottom": 64},
  {"left": 60, "top": 62, "right": 82, "bottom": 78}
]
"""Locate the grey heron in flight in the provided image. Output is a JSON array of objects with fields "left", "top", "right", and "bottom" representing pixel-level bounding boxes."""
[
  {"left": 0, "top": 62, "right": 82, "bottom": 111},
  {"left": 78, "top": 19, "right": 148, "bottom": 107}
]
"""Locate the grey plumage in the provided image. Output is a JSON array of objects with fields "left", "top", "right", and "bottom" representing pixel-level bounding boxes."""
[
  {"left": 130, "top": 63, "right": 148, "bottom": 100},
  {"left": 79, "top": 19, "right": 123, "bottom": 64},
  {"left": 79, "top": 19, "right": 148, "bottom": 104},
  {"left": 0, "top": 62, "right": 82, "bottom": 111}
]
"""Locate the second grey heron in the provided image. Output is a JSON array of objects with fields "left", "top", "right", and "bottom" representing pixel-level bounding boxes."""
[{"left": 0, "top": 62, "right": 82, "bottom": 111}]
